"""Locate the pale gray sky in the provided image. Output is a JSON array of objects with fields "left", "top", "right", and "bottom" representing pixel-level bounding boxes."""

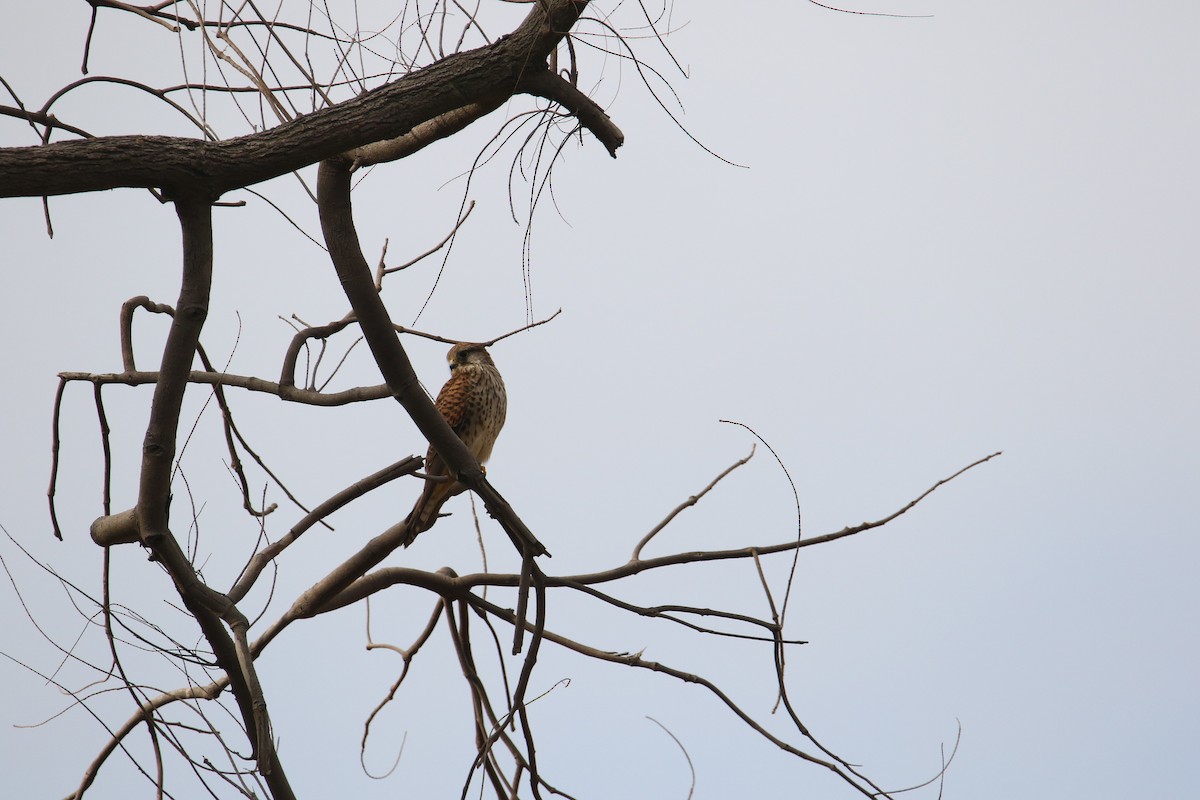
[{"left": 2, "top": 2, "right": 1197, "bottom": 798}]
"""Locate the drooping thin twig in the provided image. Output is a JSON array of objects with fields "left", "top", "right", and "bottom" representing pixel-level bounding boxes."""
[
  {"left": 718, "top": 421, "right": 803, "bottom": 629},
  {"left": 806, "top": 0, "right": 933, "bottom": 20},
  {"left": 646, "top": 716, "right": 696, "bottom": 800},
  {"left": 359, "top": 598, "right": 443, "bottom": 777}
]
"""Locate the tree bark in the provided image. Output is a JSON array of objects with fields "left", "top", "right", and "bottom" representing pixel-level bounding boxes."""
[{"left": 0, "top": 0, "right": 593, "bottom": 199}]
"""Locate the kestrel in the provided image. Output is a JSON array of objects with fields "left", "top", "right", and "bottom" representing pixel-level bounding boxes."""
[{"left": 401, "top": 342, "right": 507, "bottom": 545}]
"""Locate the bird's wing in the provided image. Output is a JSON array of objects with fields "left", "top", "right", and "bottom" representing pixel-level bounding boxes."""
[
  {"left": 434, "top": 368, "right": 472, "bottom": 434},
  {"left": 424, "top": 367, "right": 472, "bottom": 475}
]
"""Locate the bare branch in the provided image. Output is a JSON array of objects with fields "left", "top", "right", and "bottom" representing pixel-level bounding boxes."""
[
  {"left": 47, "top": 377, "right": 67, "bottom": 540},
  {"left": 376, "top": 201, "right": 477, "bottom": 287},
  {"left": 464, "top": 593, "right": 885, "bottom": 799},
  {"left": 646, "top": 716, "right": 696, "bottom": 800},
  {"left": 0, "top": 0, "right": 608, "bottom": 198},
  {"left": 391, "top": 308, "right": 563, "bottom": 347},
  {"left": 227, "top": 457, "right": 422, "bottom": 603},
  {"left": 632, "top": 446, "right": 755, "bottom": 560},
  {"left": 123, "top": 195, "right": 296, "bottom": 796},
  {"left": 59, "top": 370, "right": 393, "bottom": 407},
  {"left": 325, "top": 453, "right": 1003, "bottom": 607},
  {"left": 517, "top": 69, "right": 624, "bottom": 157}
]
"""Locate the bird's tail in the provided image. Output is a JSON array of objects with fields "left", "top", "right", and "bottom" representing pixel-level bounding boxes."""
[{"left": 400, "top": 478, "right": 461, "bottom": 546}]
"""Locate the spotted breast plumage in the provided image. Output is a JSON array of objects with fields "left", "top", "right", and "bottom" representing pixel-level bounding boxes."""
[{"left": 401, "top": 342, "right": 506, "bottom": 545}]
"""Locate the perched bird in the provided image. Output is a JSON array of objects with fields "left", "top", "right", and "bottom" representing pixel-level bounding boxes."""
[{"left": 401, "top": 342, "right": 507, "bottom": 545}]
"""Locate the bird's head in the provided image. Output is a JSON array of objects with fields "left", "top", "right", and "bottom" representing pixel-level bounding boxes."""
[{"left": 447, "top": 342, "right": 496, "bottom": 371}]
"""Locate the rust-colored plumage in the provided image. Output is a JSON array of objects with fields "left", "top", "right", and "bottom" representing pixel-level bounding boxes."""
[{"left": 402, "top": 342, "right": 506, "bottom": 545}]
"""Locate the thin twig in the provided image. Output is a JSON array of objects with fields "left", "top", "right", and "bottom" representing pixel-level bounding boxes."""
[
  {"left": 632, "top": 446, "right": 754, "bottom": 560},
  {"left": 376, "top": 201, "right": 477, "bottom": 286},
  {"left": 646, "top": 716, "right": 696, "bottom": 800}
]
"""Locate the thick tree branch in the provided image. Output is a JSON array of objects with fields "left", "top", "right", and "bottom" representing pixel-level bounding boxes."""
[
  {"left": 315, "top": 157, "right": 547, "bottom": 557},
  {"left": 0, "top": 0, "right": 598, "bottom": 198},
  {"left": 123, "top": 195, "right": 296, "bottom": 799},
  {"left": 134, "top": 197, "right": 212, "bottom": 542},
  {"left": 517, "top": 69, "right": 624, "bottom": 157}
]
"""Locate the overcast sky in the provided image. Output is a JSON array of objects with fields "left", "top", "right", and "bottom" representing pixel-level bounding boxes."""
[{"left": 2, "top": 2, "right": 1197, "bottom": 798}]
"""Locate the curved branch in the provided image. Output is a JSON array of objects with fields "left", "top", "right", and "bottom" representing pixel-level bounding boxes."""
[
  {"left": 67, "top": 681, "right": 229, "bottom": 800},
  {"left": 119, "top": 296, "right": 174, "bottom": 372},
  {"left": 278, "top": 317, "right": 358, "bottom": 389},
  {"left": 128, "top": 195, "right": 296, "bottom": 798}
]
